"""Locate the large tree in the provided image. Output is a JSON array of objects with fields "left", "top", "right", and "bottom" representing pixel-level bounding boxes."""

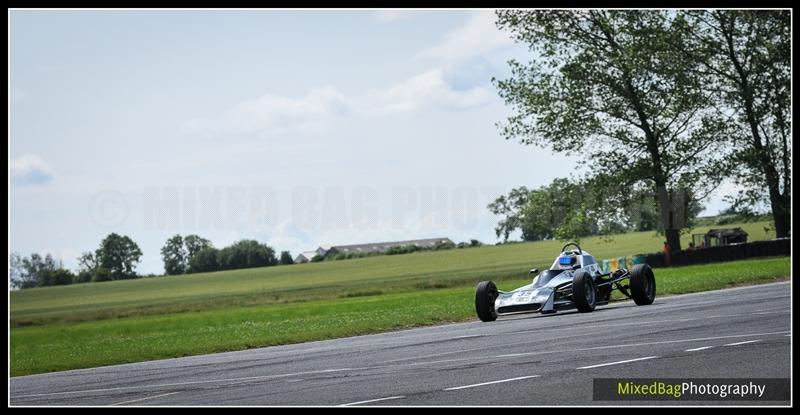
[
  {"left": 184, "top": 234, "right": 213, "bottom": 259},
  {"left": 679, "top": 10, "right": 790, "bottom": 237},
  {"left": 279, "top": 251, "right": 294, "bottom": 265},
  {"left": 184, "top": 234, "right": 213, "bottom": 273},
  {"left": 76, "top": 251, "right": 101, "bottom": 282},
  {"left": 188, "top": 247, "right": 219, "bottom": 274},
  {"left": 518, "top": 178, "right": 596, "bottom": 241},
  {"left": 217, "top": 240, "right": 277, "bottom": 271},
  {"left": 161, "top": 234, "right": 187, "bottom": 275},
  {"left": 96, "top": 233, "right": 143, "bottom": 280},
  {"left": 486, "top": 186, "right": 532, "bottom": 241},
  {"left": 495, "top": 10, "right": 730, "bottom": 250}
]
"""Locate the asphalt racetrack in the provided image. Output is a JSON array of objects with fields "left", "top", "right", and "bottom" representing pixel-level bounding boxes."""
[{"left": 10, "top": 281, "right": 791, "bottom": 406}]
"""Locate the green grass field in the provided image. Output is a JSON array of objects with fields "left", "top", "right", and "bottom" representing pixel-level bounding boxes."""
[
  {"left": 10, "top": 220, "right": 788, "bottom": 376},
  {"left": 10, "top": 221, "right": 776, "bottom": 327}
]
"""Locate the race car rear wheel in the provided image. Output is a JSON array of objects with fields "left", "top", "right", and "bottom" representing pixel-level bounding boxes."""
[
  {"left": 630, "top": 263, "right": 656, "bottom": 305},
  {"left": 572, "top": 271, "right": 596, "bottom": 313},
  {"left": 475, "top": 281, "right": 498, "bottom": 322}
]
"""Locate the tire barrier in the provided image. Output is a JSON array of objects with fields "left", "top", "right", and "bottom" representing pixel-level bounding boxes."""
[
  {"left": 642, "top": 238, "right": 790, "bottom": 268},
  {"left": 603, "top": 255, "right": 648, "bottom": 273},
  {"left": 602, "top": 238, "right": 789, "bottom": 270}
]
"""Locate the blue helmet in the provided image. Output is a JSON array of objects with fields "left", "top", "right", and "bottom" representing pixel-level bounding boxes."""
[{"left": 558, "top": 253, "right": 577, "bottom": 268}]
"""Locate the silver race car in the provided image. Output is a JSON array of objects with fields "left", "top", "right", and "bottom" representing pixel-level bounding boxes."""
[{"left": 475, "top": 242, "right": 656, "bottom": 321}]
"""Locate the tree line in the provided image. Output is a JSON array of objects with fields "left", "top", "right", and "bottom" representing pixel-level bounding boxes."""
[
  {"left": 491, "top": 10, "right": 790, "bottom": 249},
  {"left": 10, "top": 233, "right": 144, "bottom": 289},
  {"left": 160, "top": 234, "right": 294, "bottom": 275},
  {"left": 488, "top": 177, "right": 704, "bottom": 242},
  {"left": 313, "top": 239, "right": 484, "bottom": 262},
  {"left": 9, "top": 233, "right": 292, "bottom": 289},
  {"left": 10, "top": 234, "right": 487, "bottom": 289}
]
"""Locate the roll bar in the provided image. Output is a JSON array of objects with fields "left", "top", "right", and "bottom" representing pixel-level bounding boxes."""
[{"left": 560, "top": 242, "right": 582, "bottom": 255}]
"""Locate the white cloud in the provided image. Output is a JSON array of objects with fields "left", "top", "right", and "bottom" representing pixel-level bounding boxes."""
[
  {"left": 416, "top": 11, "right": 513, "bottom": 63},
  {"left": 183, "top": 69, "right": 493, "bottom": 137},
  {"left": 182, "top": 87, "right": 350, "bottom": 137},
  {"left": 10, "top": 155, "right": 53, "bottom": 186},
  {"left": 364, "top": 68, "right": 493, "bottom": 113}
]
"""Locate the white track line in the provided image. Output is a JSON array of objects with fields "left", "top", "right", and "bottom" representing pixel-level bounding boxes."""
[
  {"left": 648, "top": 281, "right": 789, "bottom": 299},
  {"left": 339, "top": 396, "right": 406, "bottom": 406},
  {"left": 382, "top": 331, "right": 592, "bottom": 364},
  {"left": 385, "top": 310, "right": 789, "bottom": 364},
  {"left": 577, "top": 356, "right": 659, "bottom": 370},
  {"left": 685, "top": 346, "right": 714, "bottom": 352},
  {"left": 110, "top": 391, "right": 180, "bottom": 406},
  {"left": 445, "top": 375, "right": 540, "bottom": 391},
  {"left": 644, "top": 294, "right": 790, "bottom": 310},
  {"left": 724, "top": 340, "right": 762, "bottom": 346},
  {"left": 508, "top": 310, "right": 789, "bottom": 336},
  {"left": 401, "top": 331, "right": 789, "bottom": 368}
]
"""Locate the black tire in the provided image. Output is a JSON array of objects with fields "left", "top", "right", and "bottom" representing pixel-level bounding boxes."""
[
  {"left": 630, "top": 263, "right": 656, "bottom": 305},
  {"left": 572, "top": 271, "right": 596, "bottom": 313},
  {"left": 475, "top": 281, "right": 498, "bottom": 322}
]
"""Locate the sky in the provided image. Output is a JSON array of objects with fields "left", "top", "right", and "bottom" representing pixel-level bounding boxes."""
[{"left": 9, "top": 9, "right": 734, "bottom": 274}]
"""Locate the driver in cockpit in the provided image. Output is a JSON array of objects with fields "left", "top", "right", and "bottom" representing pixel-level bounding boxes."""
[{"left": 557, "top": 252, "right": 579, "bottom": 270}]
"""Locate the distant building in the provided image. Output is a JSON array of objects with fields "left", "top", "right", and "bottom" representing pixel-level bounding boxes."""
[
  {"left": 295, "top": 238, "right": 454, "bottom": 262},
  {"left": 326, "top": 238, "right": 454, "bottom": 255},
  {"left": 294, "top": 247, "right": 328, "bottom": 263},
  {"left": 294, "top": 251, "right": 320, "bottom": 263}
]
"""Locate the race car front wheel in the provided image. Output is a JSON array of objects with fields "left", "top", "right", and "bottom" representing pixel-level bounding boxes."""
[
  {"left": 572, "top": 271, "right": 596, "bottom": 313},
  {"left": 630, "top": 264, "right": 656, "bottom": 305},
  {"left": 475, "top": 281, "right": 498, "bottom": 322}
]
